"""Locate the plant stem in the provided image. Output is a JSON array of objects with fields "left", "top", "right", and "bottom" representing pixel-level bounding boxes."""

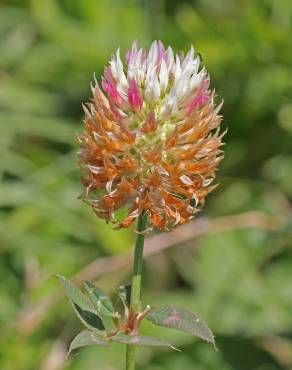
[{"left": 126, "top": 211, "right": 148, "bottom": 370}]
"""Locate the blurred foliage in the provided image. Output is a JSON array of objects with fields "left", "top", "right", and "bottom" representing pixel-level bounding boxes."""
[{"left": 0, "top": 0, "right": 292, "bottom": 369}]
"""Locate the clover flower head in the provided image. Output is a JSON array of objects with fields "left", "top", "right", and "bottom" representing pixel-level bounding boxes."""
[{"left": 78, "top": 40, "right": 225, "bottom": 230}]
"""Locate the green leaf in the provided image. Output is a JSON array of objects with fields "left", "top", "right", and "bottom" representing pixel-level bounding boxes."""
[
  {"left": 56, "top": 275, "right": 96, "bottom": 314},
  {"left": 73, "top": 303, "right": 105, "bottom": 332},
  {"left": 111, "top": 333, "right": 177, "bottom": 350},
  {"left": 84, "top": 281, "right": 114, "bottom": 317},
  {"left": 57, "top": 275, "right": 105, "bottom": 331},
  {"left": 146, "top": 305, "right": 215, "bottom": 346},
  {"left": 68, "top": 330, "right": 108, "bottom": 356}
]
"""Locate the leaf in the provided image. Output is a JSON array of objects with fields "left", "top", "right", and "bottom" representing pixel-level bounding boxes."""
[
  {"left": 118, "top": 284, "right": 132, "bottom": 306},
  {"left": 111, "top": 333, "right": 177, "bottom": 350},
  {"left": 68, "top": 330, "right": 108, "bottom": 356},
  {"left": 146, "top": 305, "right": 215, "bottom": 346},
  {"left": 73, "top": 303, "right": 105, "bottom": 332},
  {"left": 56, "top": 275, "right": 96, "bottom": 314},
  {"left": 57, "top": 275, "right": 105, "bottom": 331},
  {"left": 84, "top": 281, "right": 114, "bottom": 317}
]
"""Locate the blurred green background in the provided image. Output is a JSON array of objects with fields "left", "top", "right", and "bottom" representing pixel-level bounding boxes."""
[{"left": 1, "top": 0, "right": 292, "bottom": 369}]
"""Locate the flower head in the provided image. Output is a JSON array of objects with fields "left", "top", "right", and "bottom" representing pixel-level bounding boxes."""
[{"left": 78, "top": 41, "right": 225, "bottom": 230}]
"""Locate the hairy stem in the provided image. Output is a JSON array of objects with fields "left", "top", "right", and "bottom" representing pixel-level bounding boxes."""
[{"left": 126, "top": 211, "right": 148, "bottom": 370}]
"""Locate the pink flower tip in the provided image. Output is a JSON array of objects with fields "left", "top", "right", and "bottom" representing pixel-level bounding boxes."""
[{"left": 128, "top": 78, "right": 143, "bottom": 111}]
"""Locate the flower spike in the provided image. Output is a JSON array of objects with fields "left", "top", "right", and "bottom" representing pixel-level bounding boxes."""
[{"left": 78, "top": 40, "right": 225, "bottom": 230}]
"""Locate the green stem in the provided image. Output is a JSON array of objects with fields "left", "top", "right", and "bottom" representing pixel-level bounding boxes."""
[{"left": 126, "top": 211, "right": 148, "bottom": 370}]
